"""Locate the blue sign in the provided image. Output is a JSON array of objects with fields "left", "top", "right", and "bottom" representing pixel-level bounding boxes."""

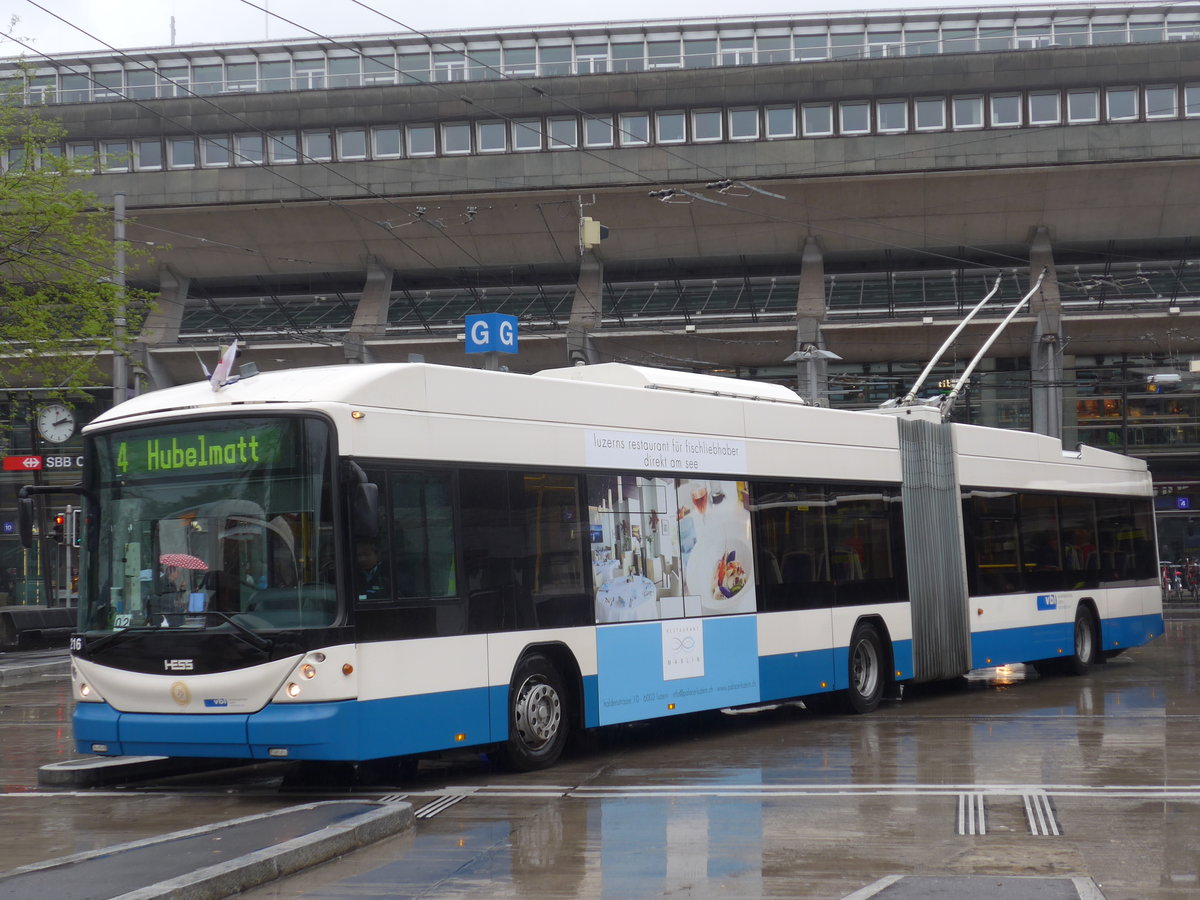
[
  {"left": 1178, "top": 497, "right": 1191, "bottom": 510},
  {"left": 1, "top": 522, "right": 12, "bottom": 535},
  {"left": 464, "top": 313, "right": 519, "bottom": 355},
  {"left": 595, "top": 617, "right": 759, "bottom": 726},
  {"left": 1036, "top": 594, "right": 1058, "bottom": 611}
]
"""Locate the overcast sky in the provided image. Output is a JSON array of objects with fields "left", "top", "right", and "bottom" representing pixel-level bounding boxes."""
[{"left": 7, "top": 0, "right": 994, "bottom": 57}]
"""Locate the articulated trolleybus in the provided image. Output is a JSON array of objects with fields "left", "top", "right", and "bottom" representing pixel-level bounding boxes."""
[{"left": 52, "top": 361, "right": 1161, "bottom": 770}]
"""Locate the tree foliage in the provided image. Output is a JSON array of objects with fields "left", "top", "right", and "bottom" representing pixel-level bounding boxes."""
[{"left": 0, "top": 84, "right": 148, "bottom": 393}]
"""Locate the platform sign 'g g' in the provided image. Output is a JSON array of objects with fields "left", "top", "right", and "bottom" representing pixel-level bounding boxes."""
[{"left": 464, "top": 313, "right": 519, "bottom": 355}]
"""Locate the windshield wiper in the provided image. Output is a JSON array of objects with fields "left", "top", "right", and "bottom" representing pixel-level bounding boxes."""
[
  {"left": 86, "top": 612, "right": 274, "bottom": 653},
  {"left": 200, "top": 611, "right": 275, "bottom": 652},
  {"left": 86, "top": 624, "right": 158, "bottom": 653}
]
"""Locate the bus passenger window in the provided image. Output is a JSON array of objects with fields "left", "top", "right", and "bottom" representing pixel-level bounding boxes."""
[
  {"left": 964, "top": 492, "right": 1020, "bottom": 596},
  {"left": 749, "top": 484, "right": 832, "bottom": 611},
  {"left": 389, "top": 470, "right": 457, "bottom": 599}
]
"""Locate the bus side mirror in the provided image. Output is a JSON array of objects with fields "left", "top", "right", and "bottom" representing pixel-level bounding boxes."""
[
  {"left": 17, "top": 497, "right": 34, "bottom": 549},
  {"left": 352, "top": 482, "right": 379, "bottom": 538}
]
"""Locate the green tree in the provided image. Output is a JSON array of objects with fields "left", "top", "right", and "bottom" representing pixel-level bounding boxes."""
[{"left": 0, "top": 82, "right": 148, "bottom": 394}]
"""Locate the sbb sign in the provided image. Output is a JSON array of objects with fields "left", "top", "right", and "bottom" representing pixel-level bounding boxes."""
[
  {"left": 3, "top": 456, "right": 43, "bottom": 471},
  {"left": 464, "top": 313, "right": 519, "bottom": 355},
  {"left": 2, "top": 455, "right": 82, "bottom": 472},
  {"left": 45, "top": 455, "right": 84, "bottom": 469}
]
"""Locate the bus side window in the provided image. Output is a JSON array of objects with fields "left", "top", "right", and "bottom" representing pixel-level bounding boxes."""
[
  {"left": 389, "top": 470, "right": 458, "bottom": 599},
  {"left": 358, "top": 467, "right": 391, "bottom": 601},
  {"left": 460, "top": 469, "right": 512, "bottom": 632},
  {"left": 964, "top": 492, "right": 1020, "bottom": 596},
  {"left": 750, "top": 484, "right": 831, "bottom": 611}
]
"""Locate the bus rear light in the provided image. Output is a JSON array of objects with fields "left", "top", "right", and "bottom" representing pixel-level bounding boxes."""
[{"left": 286, "top": 682, "right": 301, "bottom": 697}]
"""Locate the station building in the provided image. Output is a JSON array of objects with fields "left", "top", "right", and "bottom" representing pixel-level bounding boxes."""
[{"left": 3, "top": 0, "right": 1200, "bottom": 604}]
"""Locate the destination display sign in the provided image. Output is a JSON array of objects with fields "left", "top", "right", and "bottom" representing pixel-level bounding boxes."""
[{"left": 111, "top": 424, "right": 285, "bottom": 477}]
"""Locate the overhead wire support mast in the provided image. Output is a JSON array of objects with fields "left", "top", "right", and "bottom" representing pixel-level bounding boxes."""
[
  {"left": 938, "top": 268, "right": 1049, "bottom": 421},
  {"left": 898, "top": 273, "right": 1004, "bottom": 406}
]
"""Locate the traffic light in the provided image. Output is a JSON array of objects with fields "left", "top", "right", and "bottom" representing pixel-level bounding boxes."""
[
  {"left": 70, "top": 508, "right": 82, "bottom": 547},
  {"left": 51, "top": 513, "right": 65, "bottom": 544}
]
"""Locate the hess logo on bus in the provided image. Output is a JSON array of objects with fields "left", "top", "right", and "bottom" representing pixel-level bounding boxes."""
[{"left": 164, "top": 659, "right": 194, "bottom": 671}]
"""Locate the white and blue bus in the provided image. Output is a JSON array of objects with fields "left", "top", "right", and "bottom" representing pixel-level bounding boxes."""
[{"left": 49, "top": 362, "right": 1162, "bottom": 770}]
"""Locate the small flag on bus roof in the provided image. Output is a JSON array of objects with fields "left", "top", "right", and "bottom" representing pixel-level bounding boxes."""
[{"left": 209, "top": 340, "right": 240, "bottom": 391}]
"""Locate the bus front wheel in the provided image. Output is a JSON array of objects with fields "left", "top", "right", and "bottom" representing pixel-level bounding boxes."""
[
  {"left": 1066, "top": 606, "right": 1098, "bottom": 676},
  {"left": 501, "top": 654, "right": 569, "bottom": 771},
  {"left": 844, "top": 622, "right": 886, "bottom": 714}
]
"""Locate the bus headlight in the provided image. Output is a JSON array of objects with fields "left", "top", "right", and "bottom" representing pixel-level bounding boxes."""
[
  {"left": 300, "top": 663, "right": 316, "bottom": 680},
  {"left": 79, "top": 682, "right": 91, "bottom": 698},
  {"left": 286, "top": 682, "right": 301, "bottom": 698}
]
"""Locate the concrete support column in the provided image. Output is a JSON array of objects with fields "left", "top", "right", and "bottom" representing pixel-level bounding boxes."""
[
  {"left": 138, "top": 265, "right": 190, "bottom": 391},
  {"left": 1029, "top": 227, "right": 1064, "bottom": 441},
  {"left": 790, "top": 237, "right": 836, "bottom": 404},
  {"left": 139, "top": 265, "right": 190, "bottom": 345},
  {"left": 567, "top": 249, "right": 603, "bottom": 365},
  {"left": 345, "top": 260, "right": 394, "bottom": 364},
  {"left": 136, "top": 344, "right": 175, "bottom": 392}
]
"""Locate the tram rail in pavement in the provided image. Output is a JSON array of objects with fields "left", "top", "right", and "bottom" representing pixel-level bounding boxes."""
[
  {"left": 0, "top": 800, "right": 414, "bottom": 900},
  {"left": 0, "top": 647, "right": 416, "bottom": 900}
]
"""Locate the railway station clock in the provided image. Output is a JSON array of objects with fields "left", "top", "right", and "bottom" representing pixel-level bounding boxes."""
[{"left": 36, "top": 402, "right": 76, "bottom": 444}]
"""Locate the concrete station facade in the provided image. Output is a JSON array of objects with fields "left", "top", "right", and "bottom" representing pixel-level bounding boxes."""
[{"left": 4, "top": 1, "right": 1200, "bottom": 601}]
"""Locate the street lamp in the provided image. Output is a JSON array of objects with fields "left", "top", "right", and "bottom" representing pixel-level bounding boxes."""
[{"left": 785, "top": 344, "right": 841, "bottom": 406}]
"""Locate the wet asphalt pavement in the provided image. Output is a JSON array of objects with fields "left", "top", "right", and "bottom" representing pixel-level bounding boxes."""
[{"left": 2, "top": 612, "right": 1200, "bottom": 898}]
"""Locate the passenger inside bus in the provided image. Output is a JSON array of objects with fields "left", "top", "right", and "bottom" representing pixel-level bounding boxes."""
[{"left": 356, "top": 538, "right": 387, "bottom": 598}]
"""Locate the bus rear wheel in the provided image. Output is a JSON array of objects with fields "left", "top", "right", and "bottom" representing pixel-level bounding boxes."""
[
  {"left": 1066, "top": 606, "right": 1098, "bottom": 676},
  {"left": 844, "top": 622, "right": 886, "bottom": 714},
  {"left": 501, "top": 654, "right": 569, "bottom": 771}
]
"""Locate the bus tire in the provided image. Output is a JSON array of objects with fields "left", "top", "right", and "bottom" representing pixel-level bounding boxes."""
[
  {"left": 1066, "top": 605, "right": 1098, "bottom": 676},
  {"left": 501, "top": 653, "right": 569, "bottom": 771},
  {"left": 844, "top": 621, "right": 886, "bottom": 714}
]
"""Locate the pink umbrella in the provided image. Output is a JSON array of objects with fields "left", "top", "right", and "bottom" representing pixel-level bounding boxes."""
[{"left": 159, "top": 553, "right": 208, "bottom": 570}]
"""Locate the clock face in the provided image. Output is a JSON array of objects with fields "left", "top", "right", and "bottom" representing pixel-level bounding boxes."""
[{"left": 37, "top": 403, "right": 75, "bottom": 444}]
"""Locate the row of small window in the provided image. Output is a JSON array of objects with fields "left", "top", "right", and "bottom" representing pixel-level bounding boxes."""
[
  {"left": 45, "top": 84, "right": 1200, "bottom": 174},
  {"left": 10, "top": 16, "right": 1200, "bottom": 104}
]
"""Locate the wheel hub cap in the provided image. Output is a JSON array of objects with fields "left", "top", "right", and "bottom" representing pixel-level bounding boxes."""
[{"left": 515, "top": 679, "right": 561, "bottom": 747}]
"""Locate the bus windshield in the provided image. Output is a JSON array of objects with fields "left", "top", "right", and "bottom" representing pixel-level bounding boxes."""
[{"left": 83, "top": 416, "right": 338, "bottom": 633}]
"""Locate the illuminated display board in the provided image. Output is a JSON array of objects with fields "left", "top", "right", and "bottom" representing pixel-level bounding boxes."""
[{"left": 107, "top": 422, "right": 287, "bottom": 478}]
